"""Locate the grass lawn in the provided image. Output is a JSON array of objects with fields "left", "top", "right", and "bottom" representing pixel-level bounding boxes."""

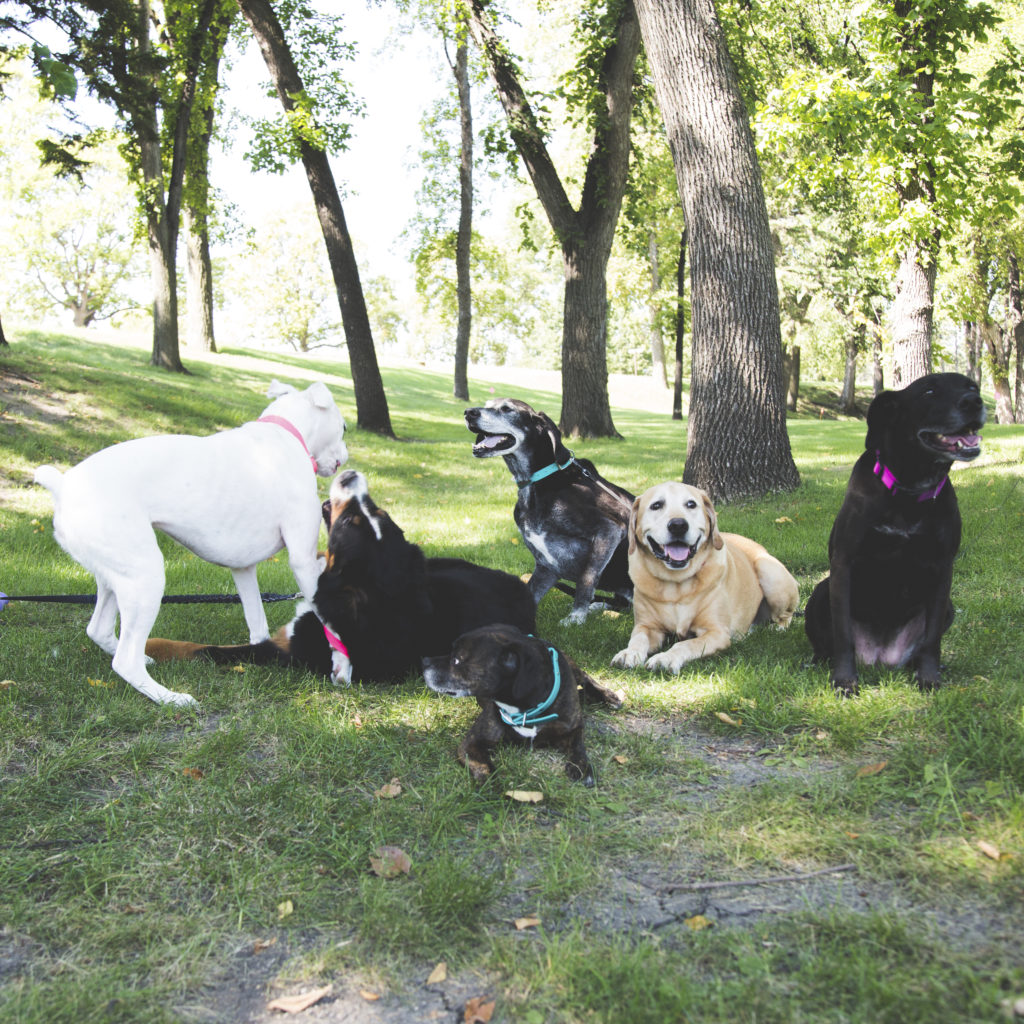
[{"left": 1, "top": 329, "right": 1023, "bottom": 1023}]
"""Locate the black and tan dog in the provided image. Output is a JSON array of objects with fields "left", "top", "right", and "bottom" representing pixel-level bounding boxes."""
[
  {"left": 465, "top": 397, "right": 634, "bottom": 624},
  {"left": 146, "top": 471, "right": 535, "bottom": 685},
  {"left": 423, "top": 624, "right": 623, "bottom": 786},
  {"left": 804, "top": 373, "right": 985, "bottom": 695}
]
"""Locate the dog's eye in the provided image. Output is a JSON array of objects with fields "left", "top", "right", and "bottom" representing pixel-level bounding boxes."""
[
  {"left": 686, "top": 500, "right": 697, "bottom": 509},
  {"left": 649, "top": 499, "right": 664, "bottom": 511},
  {"left": 452, "top": 655, "right": 460, "bottom": 666},
  {"left": 924, "top": 388, "right": 934, "bottom": 396}
]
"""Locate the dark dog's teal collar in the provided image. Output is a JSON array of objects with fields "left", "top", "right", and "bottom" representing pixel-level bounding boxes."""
[
  {"left": 495, "top": 646, "right": 562, "bottom": 737},
  {"left": 520, "top": 456, "right": 576, "bottom": 488}
]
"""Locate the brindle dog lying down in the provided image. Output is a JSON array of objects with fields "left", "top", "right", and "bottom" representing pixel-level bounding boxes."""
[
  {"left": 804, "top": 372, "right": 985, "bottom": 695},
  {"left": 423, "top": 623, "right": 623, "bottom": 787}
]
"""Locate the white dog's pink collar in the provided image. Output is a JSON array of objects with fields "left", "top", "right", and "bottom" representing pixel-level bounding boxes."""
[{"left": 258, "top": 415, "right": 318, "bottom": 474}]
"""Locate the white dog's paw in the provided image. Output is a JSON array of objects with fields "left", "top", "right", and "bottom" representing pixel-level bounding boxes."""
[
  {"left": 165, "top": 690, "right": 199, "bottom": 707},
  {"left": 560, "top": 608, "right": 589, "bottom": 627},
  {"left": 611, "top": 647, "right": 644, "bottom": 669},
  {"left": 330, "top": 650, "right": 352, "bottom": 687}
]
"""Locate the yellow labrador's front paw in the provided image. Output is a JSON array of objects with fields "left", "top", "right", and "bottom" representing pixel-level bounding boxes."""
[
  {"left": 611, "top": 647, "right": 644, "bottom": 669},
  {"left": 645, "top": 650, "right": 683, "bottom": 674}
]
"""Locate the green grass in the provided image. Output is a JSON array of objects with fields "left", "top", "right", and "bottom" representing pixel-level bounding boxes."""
[{"left": 2, "top": 329, "right": 1023, "bottom": 1023}]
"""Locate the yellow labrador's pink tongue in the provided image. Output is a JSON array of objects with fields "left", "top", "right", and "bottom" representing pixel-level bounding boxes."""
[{"left": 665, "top": 543, "right": 691, "bottom": 561}]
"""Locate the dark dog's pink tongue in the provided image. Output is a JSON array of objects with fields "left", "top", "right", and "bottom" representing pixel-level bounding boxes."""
[
  {"left": 665, "top": 543, "right": 691, "bottom": 562},
  {"left": 477, "top": 434, "right": 505, "bottom": 449}
]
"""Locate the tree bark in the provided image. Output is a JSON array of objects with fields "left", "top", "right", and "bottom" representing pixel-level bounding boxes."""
[
  {"left": 839, "top": 323, "right": 862, "bottom": 415},
  {"left": 469, "top": 0, "right": 641, "bottom": 438},
  {"left": 0, "top": 313, "right": 9, "bottom": 347},
  {"left": 785, "top": 345, "right": 800, "bottom": 412},
  {"left": 647, "top": 231, "right": 667, "bottom": 386},
  {"left": 634, "top": 0, "right": 798, "bottom": 501},
  {"left": 889, "top": 235, "right": 936, "bottom": 387},
  {"left": 1008, "top": 250, "right": 1024, "bottom": 423},
  {"left": 980, "top": 322, "right": 1014, "bottom": 423},
  {"left": 672, "top": 227, "right": 686, "bottom": 420},
  {"left": 237, "top": 0, "right": 393, "bottom": 436},
  {"left": 453, "top": 29, "right": 472, "bottom": 402}
]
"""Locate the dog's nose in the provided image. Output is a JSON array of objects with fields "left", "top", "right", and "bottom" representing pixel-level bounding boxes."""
[
  {"left": 667, "top": 518, "right": 689, "bottom": 537},
  {"left": 959, "top": 391, "right": 983, "bottom": 414}
]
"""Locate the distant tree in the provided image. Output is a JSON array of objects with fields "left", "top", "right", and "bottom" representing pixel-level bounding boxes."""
[
  {"left": 236, "top": 0, "right": 393, "bottom": 435},
  {"left": 469, "top": 0, "right": 642, "bottom": 438},
  {"left": 634, "top": 0, "right": 798, "bottom": 500}
]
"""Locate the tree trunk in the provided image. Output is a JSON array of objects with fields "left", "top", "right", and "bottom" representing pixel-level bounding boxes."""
[
  {"left": 0, "top": 313, "right": 9, "bottom": 347},
  {"left": 672, "top": 227, "right": 687, "bottom": 421},
  {"left": 889, "top": 236, "right": 936, "bottom": 387},
  {"left": 453, "top": 30, "right": 472, "bottom": 402},
  {"left": 872, "top": 328, "right": 884, "bottom": 395},
  {"left": 469, "top": 0, "right": 641, "bottom": 438},
  {"left": 840, "top": 324, "right": 862, "bottom": 415},
  {"left": 183, "top": 207, "right": 217, "bottom": 352},
  {"left": 785, "top": 345, "right": 800, "bottom": 412},
  {"left": 237, "top": 0, "right": 393, "bottom": 436},
  {"left": 648, "top": 231, "right": 667, "bottom": 386},
  {"left": 634, "top": 0, "right": 798, "bottom": 501},
  {"left": 1009, "top": 250, "right": 1024, "bottom": 424},
  {"left": 981, "top": 323, "right": 1014, "bottom": 423}
]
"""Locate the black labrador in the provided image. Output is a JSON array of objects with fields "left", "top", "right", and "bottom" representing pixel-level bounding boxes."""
[
  {"left": 804, "top": 373, "right": 985, "bottom": 695},
  {"left": 465, "top": 398, "right": 634, "bottom": 624}
]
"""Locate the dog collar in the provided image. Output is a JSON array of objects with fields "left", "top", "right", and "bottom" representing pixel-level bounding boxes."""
[
  {"left": 322, "top": 622, "right": 349, "bottom": 658},
  {"left": 873, "top": 452, "right": 947, "bottom": 502},
  {"left": 520, "top": 456, "right": 575, "bottom": 488},
  {"left": 494, "top": 646, "right": 562, "bottom": 738},
  {"left": 258, "top": 415, "right": 318, "bottom": 474}
]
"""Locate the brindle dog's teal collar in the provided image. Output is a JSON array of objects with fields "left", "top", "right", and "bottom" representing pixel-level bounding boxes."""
[
  {"left": 520, "top": 456, "right": 576, "bottom": 488},
  {"left": 494, "top": 646, "right": 562, "bottom": 737}
]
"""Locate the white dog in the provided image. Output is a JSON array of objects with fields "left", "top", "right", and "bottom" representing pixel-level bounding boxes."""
[{"left": 34, "top": 379, "right": 348, "bottom": 707}]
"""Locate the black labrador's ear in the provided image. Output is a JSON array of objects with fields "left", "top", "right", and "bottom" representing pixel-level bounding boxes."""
[{"left": 865, "top": 390, "right": 900, "bottom": 452}]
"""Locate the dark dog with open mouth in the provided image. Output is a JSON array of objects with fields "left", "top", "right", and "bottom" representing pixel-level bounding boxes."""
[
  {"left": 465, "top": 397, "right": 634, "bottom": 624},
  {"left": 423, "top": 623, "right": 623, "bottom": 786},
  {"left": 804, "top": 372, "right": 985, "bottom": 695},
  {"left": 146, "top": 471, "right": 535, "bottom": 685}
]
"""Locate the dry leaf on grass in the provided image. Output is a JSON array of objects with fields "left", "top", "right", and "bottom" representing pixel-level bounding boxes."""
[
  {"left": 612, "top": 754, "right": 629, "bottom": 765},
  {"left": 715, "top": 711, "right": 741, "bottom": 726},
  {"left": 684, "top": 914, "right": 714, "bottom": 931},
  {"left": 464, "top": 995, "right": 496, "bottom": 1023},
  {"left": 514, "top": 916, "right": 541, "bottom": 930},
  {"left": 230, "top": 665, "right": 246, "bottom": 673},
  {"left": 426, "top": 961, "right": 447, "bottom": 985},
  {"left": 504, "top": 790, "right": 543, "bottom": 803},
  {"left": 277, "top": 900, "right": 294, "bottom": 920},
  {"left": 0, "top": 680, "right": 16, "bottom": 690},
  {"left": 977, "top": 840, "right": 1001, "bottom": 861},
  {"left": 855, "top": 761, "right": 888, "bottom": 778},
  {"left": 369, "top": 846, "right": 412, "bottom": 878},
  {"left": 359, "top": 990, "right": 380, "bottom": 1001},
  {"left": 374, "top": 778, "right": 402, "bottom": 799},
  {"left": 182, "top": 767, "right": 204, "bottom": 780},
  {"left": 253, "top": 936, "right": 278, "bottom": 954},
  {"left": 266, "top": 984, "right": 332, "bottom": 1014}
]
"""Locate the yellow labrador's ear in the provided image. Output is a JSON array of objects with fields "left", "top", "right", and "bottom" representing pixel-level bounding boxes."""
[
  {"left": 700, "top": 489, "right": 724, "bottom": 550},
  {"left": 627, "top": 497, "right": 641, "bottom": 556}
]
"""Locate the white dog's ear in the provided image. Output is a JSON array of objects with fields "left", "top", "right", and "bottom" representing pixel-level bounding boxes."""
[
  {"left": 266, "top": 378, "right": 297, "bottom": 398},
  {"left": 307, "top": 381, "right": 333, "bottom": 409},
  {"left": 700, "top": 489, "right": 724, "bottom": 550},
  {"left": 627, "top": 497, "right": 641, "bottom": 556}
]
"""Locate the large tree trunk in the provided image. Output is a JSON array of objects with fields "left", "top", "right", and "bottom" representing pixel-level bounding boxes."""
[
  {"left": 1, "top": 313, "right": 9, "bottom": 347},
  {"left": 981, "top": 323, "right": 1014, "bottom": 423},
  {"left": 672, "top": 227, "right": 687, "bottom": 420},
  {"left": 469, "top": 0, "right": 641, "bottom": 438},
  {"left": 634, "top": 0, "right": 798, "bottom": 501},
  {"left": 889, "top": 236, "right": 936, "bottom": 387},
  {"left": 184, "top": 80, "right": 218, "bottom": 353},
  {"left": 839, "top": 323, "right": 862, "bottom": 415},
  {"left": 237, "top": 0, "right": 393, "bottom": 436},
  {"left": 453, "top": 30, "right": 472, "bottom": 402},
  {"left": 647, "top": 231, "right": 667, "bottom": 386}
]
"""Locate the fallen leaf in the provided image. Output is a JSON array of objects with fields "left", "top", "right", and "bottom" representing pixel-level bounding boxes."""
[
  {"left": 253, "top": 936, "right": 278, "bottom": 954},
  {"left": 183, "top": 767, "right": 204, "bottom": 780},
  {"left": 977, "top": 840, "right": 1001, "bottom": 861},
  {"left": 855, "top": 761, "right": 887, "bottom": 778},
  {"left": 775, "top": 516, "right": 793, "bottom": 524},
  {"left": 844, "top": 831, "right": 860, "bottom": 839},
  {"left": 359, "top": 990, "right": 380, "bottom": 1001},
  {"left": 267, "top": 985, "right": 332, "bottom": 1014},
  {"left": 122, "top": 904, "right": 145, "bottom": 914},
  {"left": 613, "top": 755, "right": 629, "bottom": 765},
  {"left": 814, "top": 730, "right": 829, "bottom": 741},
  {"left": 87, "top": 677, "right": 115, "bottom": 688},
  {"left": 684, "top": 914, "right": 713, "bottom": 931},
  {"left": 374, "top": 778, "right": 402, "bottom": 799},
  {"left": 426, "top": 962, "right": 447, "bottom": 985},
  {"left": 0, "top": 680, "right": 16, "bottom": 689},
  {"left": 464, "top": 995, "right": 496, "bottom": 1023},
  {"left": 715, "top": 711, "right": 741, "bottom": 726},
  {"left": 504, "top": 790, "right": 544, "bottom": 803},
  {"left": 352, "top": 714, "right": 363, "bottom": 729},
  {"left": 514, "top": 916, "right": 541, "bottom": 930},
  {"left": 277, "top": 899, "right": 294, "bottom": 920},
  {"left": 370, "top": 846, "right": 412, "bottom": 878},
  {"left": 230, "top": 665, "right": 246, "bottom": 673}
]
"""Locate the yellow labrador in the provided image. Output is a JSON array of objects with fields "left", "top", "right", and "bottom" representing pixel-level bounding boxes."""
[{"left": 612, "top": 482, "right": 798, "bottom": 672}]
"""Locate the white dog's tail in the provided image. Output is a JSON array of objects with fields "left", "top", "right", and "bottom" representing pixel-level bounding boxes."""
[{"left": 34, "top": 465, "right": 64, "bottom": 500}]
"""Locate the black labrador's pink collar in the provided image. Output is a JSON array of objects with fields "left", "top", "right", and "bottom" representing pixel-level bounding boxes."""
[{"left": 873, "top": 452, "right": 947, "bottom": 502}]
